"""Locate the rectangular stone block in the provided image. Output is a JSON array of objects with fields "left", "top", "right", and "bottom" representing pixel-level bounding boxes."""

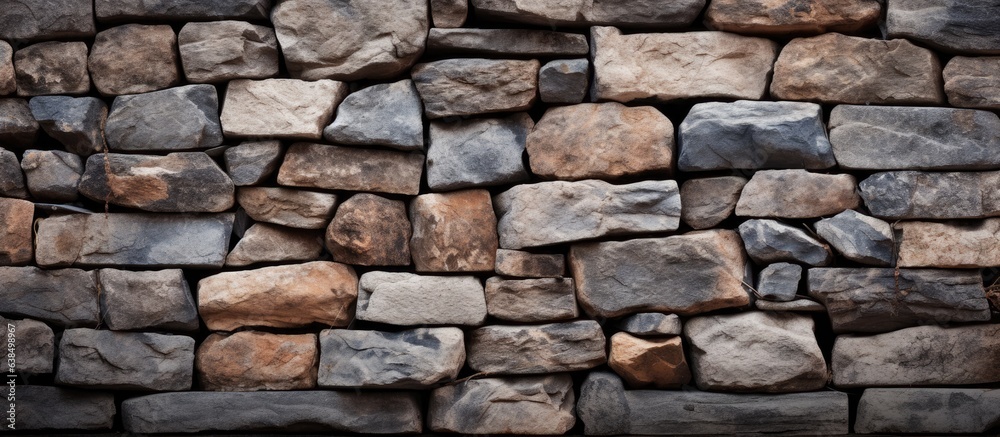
[
  {"left": 55, "top": 328, "right": 195, "bottom": 391},
  {"left": 0, "top": 197, "right": 33, "bottom": 265},
  {"left": 896, "top": 219, "right": 1000, "bottom": 267},
  {"left": 357, "top": 272, "right": 487, "bottom": 326},
  {"left": 277, "top": 143, "right": 423, "bottom": 195},
  {"left": 484, "top": 277, "right": 578, "bottom": 322},
  {"left": 17, "top": 386, "right": 115, "bottom": 430},
  {"left": 0, "top": 267, "right": 99, "bottom": 328},
  {"left": 856, "top": 388, "right": 1000, "bottom": 434},
  {"left": 467, "top": 321, "right": 606, "bottom": 374},
  {"left": 220, "top": 79, "right": 347, "bottom": 139},
  {"left": 1, "top": 316, "right": 54, "bottom": 374},
  {"left": 860, "top": 170, "right": 1000, "bottom": 219},
  {"left": 318, "top": 328, "right": 465, "bottom": 389}
]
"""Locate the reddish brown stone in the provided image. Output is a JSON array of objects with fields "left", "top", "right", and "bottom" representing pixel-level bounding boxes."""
[
  {"left": 197, "top": 331, "right": 318, "bottom": 391},
  {"left": 326, "top": 193, "right": 411, "bottom": 266},
  {"left": 0, "top": 198, "right": 33, "bottom": 265},
  {"left": 609, "top": 333, "right": 691, "bottom": 389},
  {"left": 705, "top": 0, "right": 881, "bottom": 35},
  {"left": 237, "top": 187, "right": 337, "bottom": 230},
  {"left": 277, "top": 143, "right": 423, "bottom": 195},
  {"left": 410, "top": 190, "right": 498, "bottom": 272},
  {"left": 88, "top": 24, "right": 180, "bottom": 96}
]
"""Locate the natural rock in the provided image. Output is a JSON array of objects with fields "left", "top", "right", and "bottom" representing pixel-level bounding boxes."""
[
  {"left": 431, "top": 0, "right": 467, "bottom": 27},
  {"left": 325, "top": 194, "right": 411, "bottom": 266},
  {"left": 97, "top": 269, "right": 199, "bottom": 332},
  {"left": 429, "top": 375, "right": 575, "bottom": 435},
  {"left": 426, "top": 113, "right": 531, "bottom": 190},
  {"left": 197, "top": 331, "right": 317, "bottom": 391},
  {"left": 944, "top": 56, "right": 1000, "bottom": 109},
  {"left": 856, "top": 388, "right": 1000, "bottom": 434},
  {"left": 17, "top": 386, "right": 114, "bottom": 430},
  {"left": 739, "top": 219, "right": 833, "bottom": 266},
  {"left": 20, "top": 149, "right": 82, "bottom": 202},
  {"left": 178, "top": 21, "right": 279, "bottom": 83},
  {"left": 0, "top": 0, "right": 95, "bottom": 41},
  {"left": 0, "top": 148, "right": 26, "bottom": 198},
  {"left": 0, "top": 41, "right": 11, "bottom": 95},
  {"left": 220, "top": 79, "right": 347, "bottom": 139},
  {"left": 757, "top": 263, "right": 802, "bottom": 302},
  {"left": 412, "top": 59, "right": 539, "bottom": 119},
  {"left": 495, "top": 179, "right": 680, "bottom": 249},
  {"left": 539, "top": 59, "right": 589, "bottom": 104},
  {"left": 570, "top": 230, "right": 749, "bottom": 318},
  {"left": 0, "top": 267, "right": 98, "bottom": 327},
  {"left": 226, "top": 223, "right": 323, "bottom": 267},
  {"left": 861, "top": 170, "right": 1000, "bottom": 219},
  {"left": 277, "top": 143, "right": 423, "bottom": 195},
  {"left": 105, "top": 85, "right": 222, "bottom": 151},
  {"left": 886, "top": 0, "right": 1000, "bottom": 54},
  {"left": 829, "top": 105, "right": 1000, "bottom": 170},
  {"left": 832, "top": 324, "right": 1000, "bottom": 387},
  {"left": 616, "top": 313, "right": 682, "bottom": 337},
  {"left": 198, "top": 261, "right": 357, "bottom": 331},
  {"left": 223, "top": 141, "right": 282, "bottom": 186},
  {"left": 484, "top": 277, "right": 578, "bottom": 322},
  {"left": 237, "top": 187, "right": 336, "bottom": 229},
  {"left": 0, "top": 98, "right": 38, "bottom": 148},
  {"left": 591, "top": 27, "right": 778, "bottom": 102},
  {"left": 95, "top": 0, "right": 271, "bottom": 22},
  {"left": 471, "top": 0, "right": 705, "bottom": 27},
  {"left": 705, "top": 0, "right": 881, "bottom": 35},
  {"left": 680, "top": 176, "right": 747, "bottom": 229},
  {"left": 896, "top": 219, "right": 1000, "bottom": 267},
  {"left": 357, "top": 272, "right": 487, "bottom": 326},
  {"left": 736, "top": 170, "right": 859, "bottom": 218},
  {"left": 814, "top": 210, "right": 894, "bottom": 265},
  {"left": 0, "top": 316, "right": 54, "bottom": 374},
  {"left": 494, "top": 249, "right": 564, "bottom": 278},
  {"left": 467, "top": 321, "right": 606, "bottom": 374},
  {"left": 35, "top": 213, "right": 234, "bottom": 268},
  {"left": 428, "top": 28, "right": 588, "bottom": 57},
  {"left": 323, "top": 79, "right": 424, "bottom": 151},
  {"left": 808, "top": 268, "right": 990, "bottom": 333},
  {"left": 756, "top": 298, "right": 826, "bottom": 312},
  {"left": 410, "top": 190, "right": 498, "bottom": 272},
  {"left": 272, "top": 0, "right": 427, "bottom": 81},
  {"left": 0, "top": 197, "right": 33, "bottom": 265},
  {"left": 318, "top": 327, "right": 465, "bottom": 388},
  {"left": 771, "top": 33, "right": 944, "bottom": 104},
  {"left": 13, "top": 42, "right": 89, "bottom": 96},
  {"left": 685, "top": 311, "right": 828, "bottom": 393},
  {"left": 55, "top": 328, "right": 194, "bottom": 391},
  {"left": 678, "top": 100, "right": 834, "bottom": 171},
  {"left": 609, "top": 333, "right": 691, "bottom": 389},
  {"left": 88, "top": 24, "right": 180, "bottom": 96},
  {"left": 28, "top": 96, "right": 107, "bottom": 156}
]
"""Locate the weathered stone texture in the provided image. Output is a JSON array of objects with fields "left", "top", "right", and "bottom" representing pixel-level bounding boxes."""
[
  {"left": 197, "top": 331, "right": 318, "bottom": 391},
  {"left": 1, "top": 316, "right": 54, "bottom": 374},
  {"left": 739, "top": 219, "right": 834, "bottom": 266},
  {"left": 323, "top": 79, "right": 424, "bottom": 151},
  {"left": 0, "top": 0, "right": 95, "bottom": 41},
  {"left": 944, "top": 56, "right": 1000, "bottom": 109},
  {"left": 896, "top": 219, "right": 1000, "bottom": 267},
  {"left": 814, "top": 210, "right": 894, "bottom": 266},
  {"left": 0, "top": 197, "right": 34, "bottom": 265},
  {"left": 860, "top": 170, "right": 1000, "bottom": 219},
  {"left": 471, "top": 0, "right": 705, "bottom": 27},
  {"left": 0, "top": 267, "right": 98, "bottom": 328},
  {"left": 413, "top": 58, "right": 539, "bottom": 119},
  {"left": 494, "top": 249, "right": 565, "bottom": 278},
  {"left": 539, "top": 59, "right": 589, "bottom": 104},
  {"left": 178, "top": 20, "right": 279, "bottom": 83},
  {"left": 429, "top": 375, "right": 576, "bottom": 435},
  {"left": 428, "top": 28, "right": 588, "bottom": 57},
  {"left": 0, "top": 41, "right": 12, "bottom": 95},
  {"left": 237, "top": 187, "right": 336, "bottom": 229},
  {"left": 705, "top": 0, "right": 881, "bottom": 35},
  {"left": 0, "top": 148, "right": 26, "bottom": 198},
  {"left": 886, "top": 0, "right": 1000, "bottom": 54},
  {"left": 325, "top": 194, "right": 411, "bottom": 266},
  {"left": 431, "top": 0, "right": 468, "bottom": 27},
  {"left": 757, "top": 263, "right": 802, "bottom": 302},
  {"left": 97, "top": 269, "right": 199, "bottom": 332},
  {"left": 17, "top": 386, "right": 115, "bottom": 431},
  {"left": 28, "top": 96, "right": 107, "bottom": 156},
  {"left": 617, "top": 313, "right": 682, "bottom": 337},
  {"left": 95, "top": 0, "right": 270, "bottom": 22},
  {"left": 0, "top": 98, "right": 39, "bottom": 148},
  {"left": 88, "top": 24, "right": 180, "bottom": 96},
  {"left": 357, "top": 272, "right": 487, "bottom": 326},
  {"left": 856, "top": 388, "right": 1000, "bottom": 434},
  {"left": 318, "top": 328, "right": 465, "bottom": 388},
  {"left": 105, "top": 84, "right": 223, "bottom": 151},
  {"left": 55, "top": 329, "right": 195, "bottom": 391},
  {"left": 221, "top": 79, "right": 347, "bottom": 139},
  {"left": 223, "top": 141, "right": 283, "bottom": 186},
  {"left": 484, "top": 277, "right": 578, "bottom": 322},
  {"left": 226, "top": 223, "right": 323, "bottom": 267},
  {"left": 410, "top": 190, "right": 498, "bottom": 272},
  {"left": 680, "top": 176, "right": 747, "bottom": 229},
  {"left": 277, "top": 143, "right": 423, "bottom": 195},
  {"left": 609, "top": 333, "right": 691, "bottom": 389},
  {"left": 467, "top": 321, "right": 606, "bottom": 374},
  {"left": 427, "top": 114, "right": 531, "bottom": 191},
  {"left": 14, "top": 41, "right": 90, "bottom": 96},
  {"left": 736, "top": 170, "right": 859, "bottom": 218}
]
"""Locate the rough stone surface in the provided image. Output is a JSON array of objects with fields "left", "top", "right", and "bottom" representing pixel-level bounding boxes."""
[
  {"left": 410, "top": 190, "right": 498, "bottom": 272},
  {"left": 705, "top": 0, "right": 881, "bottom": 35},
  {"left": 325, "top": 194, "right": 411, "bottom": 266},
  {"left": 17, "top": 386, "right": 115, "bottom": 431},
  {"left": 814, "top": 210, "right": 894, "bottom": 265},
  {"left": 226, "top": 223, "right": 323, "bottom": 267},
  {"left": 679, "top": 100, "right": 834, "bottom": 171},
  {"left": 88, "top": 24, "right": 180, "bottom": 96},
  {"left": 471, "top": 0, "right": 705, "bottom": 27},
  {"left": 808, "top": 268, "right": 990, "bottom": 334},
  {"left": 0, "top": 98, "right": 39, "bottom": 148},
  {"left": 485, "top": 277, "right": 578, "bottom": 322},
  {"left": 429, "top": 375, "right": 576, "bottom": 435},
  {"left": 680, "top": 176, "right": 747, "bottom": 229},
  {"left": 197, "top": 331, "right": 318, "bottom": 391},
  {"left": 609, "top": 333, "right": 691, "bottom": 389},
  {"left": 323, "top": 79, "right": 424, "bottom": 151},
  {"left": 495, "top": 179, "right": 680, "bottom": 249},
  {"left": 771, "top": 33, "right": 944, "bottom": 104},
  {"left": 570, "top": 230, "right": 749, "bottom": 318},
  {"left": 428, "top": 28, "right": 588, "bottom": 57},
  {"left": 494, "top": 249, "right": 565, "bottom": 278},
  {"left": 736, "top": 170, "right": 859, "bottom": 218},
  {"left": 178, "top": 20, "right": 278, "bottom": 83},
  {"left": 756, "top": 298, "right": 826, "bottom": 312},
  {"left": 95, "top": 0, "right": 271, "bottom": 22},
  {"left": 0, "top": 148, "right": 25, "bottom": 198},
  {"left": 1, "top": 316, "right": 54, "bottom": 374},
  {"left": 757, "top": 263, "right": 802, "bottom": 302},
  {"left": 28, "top": 96, "right": 107, "bottom": 156},
  {"left": 237, "top": 187, "right": 336, "bottom": 229},
  {"left": 617, "top": 313, "right": 682, "bottom": 337},
  {"left": 861, "top": 170, "right": 1000, "bottom": 220},
  {"left": 539, "top": 59, "right": 588, "bottom": 104},
  {"left": 98, "top": 269, "right": 199, "bottom": 332},
  {"left": 221, "top": 79, "right": 347, "bottom": 139},
  {"left": 223, "top": 141, "right": 283, "bottom": 186},
  {"left": 944, "top": 56, "right": 1000, "bottom": 109},
  {"left": 0, "top": 0, "right": 95, "bottom": 41},
  {"left": 21, "top": 149, "right": 82, "bottom": 202},
  {"left": 105, "top": 84, "right": 222, "bottom": 151},
  {"left": 0, "top": 41, "right": 11, "bottom": 95},
  {"left": 685, "top": 311, "right": 828, "bottom": 393},
  {"left": 14, "top": 41, "right": 90, "bottom": 96},
  {"left": 277, "top": 143, "right": 423, "bottom": 195},
  {"left": 357, "top": 272, "right": 487, "bottom": 326},
  {"left": 832, "top": 324, "right": 1000, "bottom": 387},
  {"left": 0, "top": 267, "right": 98, "bottom": 328},
  {"left": 431, "top": 0, "right": 468, "bottom": 27},
  {"left": 55, "top": 328, "right": 194, "bottom": 391},
  {"left": 739, "top": 219, "right": 834, "bottom": 266},
  {"left": 467, "top": 321, "right": 606, "bottom": 374},
  {"left": 856, "top": 388, "right": 1000, "bottom": 434},
  {"left": 896, "top": 219, "right": 1000, "bottom": 268},
  {"left": 427, "top": 113, "right": 531, "bottom": 191},
  {"left": 0, "top": 196, "right": 33, "bottom": 265},
  {"left": 412, "top": 59, "right": 539, "bottom": 119},
  {"left": 198, "top": 261, "right": 357, "bottom": 331},
  {"left": 591, "top": 27, "right": 778, "bottom": 102},
  {"left": 318, "top": 327, "right": 465, "bottom": 389},
  {"left": 887, "top": 0, "right": 1000, "bottom": 55}
]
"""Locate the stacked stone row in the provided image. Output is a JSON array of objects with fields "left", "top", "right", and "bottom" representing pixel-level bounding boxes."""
[{"left": 1, "top": 0, "right": 999, "bottom": 434}]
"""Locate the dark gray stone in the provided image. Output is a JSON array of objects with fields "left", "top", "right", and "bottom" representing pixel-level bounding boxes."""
[
  {"left": 178, "top": 20, "right": 279, "bottom": 83},
  {"left": 0, "top": 267, "right": 98, "bottom": 328},
  {"left": 1, "top": 316, "right": 54, "bottom": 374},
  {"left": 484, "top": 277, "right": 578, "bottom": 322},
  {"left": 105, "top": 84, "right": 223, "bottom": 152},
  {"left": 412, "top": 58, "right": 539, "bottom": 119},
  {"left": 427, "top": 113, "right": 531, "bottom": 191},
  {"left": 856, "top": 388, "right": 1000, "bottom": 434},
  {"left": 55, "top": 328, "right": 194, "bottom": 391},
  {"left": 96, "top": 0, "right": 271, "bottom": 22},
  {"left": 29, "top": 96, "right": 108, "bottom": 156},
  {"left": 0, "top": 99, "right": 38, "bottom": 149},
  {"left": 887, "top": 0, "right": 1000, "bottom": 55},
  {"left": 471, "top": 0, "right": 705, "bottom": 27},
  {"left": 0, "top": 0, "right": 95, "bottom": 41},
  {"left": 323, "top": 79, "right": 424, "bottom": 151},
  {"left": 467, "top": 321, "right": 606, "bottom": 374},
  {"left": 13, "top": 41, "right": 90, "bottom": 96},
  {"left": 739, "top": 219, "right": 833, "bottom": 266},
  {"left": 679, "top": 176, "right": 747, "bottom": 229},
  {"left": 0, "top": 148, "right": 27, "bottom": 198},
  {"left": 97, "top": 269, "right": 199, "bottom": 332},
  {"left": 427, "top": 28, "right": 588, "bottom": 57},
  {"left": 429, "top": 375, "right": 576, "bottom": 434},
  {"left": 616, "top": 313, "right": 682, "bottom": 337},
  {"left": 318, "top": 327, "right": 465, "bottom": 389},
  {"left": 494, "top": 249, "right": 565, "bottom": 278},
  {"left": 20, "top": 149, "right": 82, "bottom": 202},
  {"left": 757, "top": 263, "right": 801, "bottom": 302},
  {"left": 756, "top": 298, "right": 825, "bottom": 312},
  {"left": 223, "top": 140, "right": 283, "bottom": 186},
  {"left": 16, "top": 386, "right": 115, "bottom": 430},
  {"left": 539, "top": 59, "right": 589, "bottom": 104},
  {"left": 860, "top": 170, "right": 1000, "bottom": 219},
  {"left": 814, "top": 210, "right": 894, "bottom": 265}
]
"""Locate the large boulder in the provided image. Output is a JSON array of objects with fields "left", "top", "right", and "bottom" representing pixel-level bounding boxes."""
[
  {"left": 410, "top": 190, "right": 498, "bottom": 272},
  {"left": 105, "top": 84, "right": 222, "bottom": 151},
  {"left": 277, "top": 143, "right": 423, "bottom": 195},
  {"left": 886, "top": 0, "right": 1000, "bottom": 55},
  {"left": 55, "top": 329, "right": 194, "bottom": 391},
  {"left": 318, "top": 328, "right": 465, "bottom": 388},
  {"left": 197, "top": 331, "right": 318, "bottom": 391},
  {"left": 220, "top": 79, "right": 347, "bottom": 139},
  {"left": 412, "top": 58, "right": 539, "bottom": 119},
  {"left": 357, "top": 272, "right": 487, "bottom": 326},
  {"left": 705, "top": 0, "right": 881, "bottom": 35},
  {"left": 429, "top": 375, "right": 576, "bottom": 434},
  {"left": 467, "top": 321, "right": 607, "bottom": 374},
  {"left": 896, "top": 219, "right": 1000, "bottom": 267},
  {"left": 860, "top": 170, "right": 1000, "bottom": 219},
  {"left": 0, "top": 267, "right": 98, "bottom": 328},
  {"left": 470, "top": 0, "right": 705, "bottom": 27}
]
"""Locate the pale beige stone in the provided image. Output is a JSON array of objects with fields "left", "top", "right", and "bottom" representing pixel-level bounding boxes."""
[
  {"left": 220, "top": 79, "right": 348, "bottom": 139},
  {"left": 0, "top": 198, "right": 33, "bottom": 265},
  {"left": 897, "top": 219, "right": 1000, "bottom": 268},
  {"left": 412, "top": 58, "right": 539, "bottom": 119},
  {"left": 735, "top": 170, "right": 859, "bottom": 218}
]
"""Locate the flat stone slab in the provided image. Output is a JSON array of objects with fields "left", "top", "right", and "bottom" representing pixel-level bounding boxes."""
[
  {"left": 467, "top": 321, "right": 606, "bottom": 374},
  {"left": 494, "top": 249, "right": 564, "bottom": 278},
  {"left": 427, "top": 28, "right": 588, "bottom": 57},
  {"left": 412, "top": 58, "right": 539, "bottom": 119},
  {"left": 237, "top": 187, "right": 337, "bottom": 229},
  {"left": 429, "top": 375, "right": 576, "bottom": 435},
  {"left": 357, "top": 272, "right": 487, "bottom": 326},
  {"left": 55, "top": 328, "right": 195, "bottom": 391},
  {"left": 226, "top": 223, "right": 323, "bottom": 267},
  {"left": 220, "top": 79, "right": 348, "bottom": 139},
  {"left": 95, "top": 0, "right": 271, "bottom": 22},
  {"left": 856, "top": 388, "right": 1000, "bottom": 434},
  {"left": 0, "top": 0, "right": 95, "bottom": 41},
  {"left": 886, "top": 0, "right": 1000, "bottom": 55},
  {"left": 896, "top": 219, "right": 1000, "bottom": 267},
  {"left": 484, "top": 277, "right": 578, "bottom": 323},
  {"left": 277, "top": 143, "right": 423, "bottom": 195},
  {"left": 471, "top": 0, "right": 705, "bottom": 28},
  {"left": 318, "top": 327, "right": 465, "bottom": 389},
  {"left": 861, "top": 170, "right": 1000, "bottom": 219},
  {"left": 0, "top": 267, "right": 98, "bottom": 328},
  {"left": 16, "top": 386, "right": 115, "bottom": 431},
  {"left": 705, "top": 0, "right": 881, "bottom": 35},
  {"left": 736, "top": 170, "right": 859, "bottom": 218}
]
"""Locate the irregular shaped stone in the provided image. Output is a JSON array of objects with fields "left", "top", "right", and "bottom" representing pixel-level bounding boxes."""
[
  {"left": 736, "top": 170, "right": 859, "bottom": 218},
  {"left": 221, "top": 79, "right": 347, "bottom": 139},
  {"left": 122, "top": 391, "right": 423, "bottom": 434},
  {"left": 705, "top": 0, "right": 881, "bottom": 35},
  {"left": 412, "top": 58, "right": 539, "bottom": 119},
  {"left": 856, "top": 388, "right": 1000, "bottom": 434},
  {"left": 429, "top": 375, "right": 575, "bottom": 434},
  {"left": 679, "top": 100, "right": 834, "bottom": 171},
  {"left": 28, "top": 96, "right": 107, "bottom": 156},
  {"left": 427, "top": 114, "right": 530, "bottom": 191},
  {"left": 679, "top": 176, "right": 747, "bottom": 230},
  {"left": 431, "top": 0, "right": 467, "bottom": 27},
  {"left": 223, "top": 141, "right": 282, "bottom": 186},
  {"left": 829, "top": 105, "right": 1000, "bottom": 170},
  {"left": 814, "top": 210, "right": 894, "bottom": 265},
  {"left": 539, "top": 59, "right": 588, "bottom": 104},
  {"left": 105, "top": 85, "right": 222, "bottom": 151},
  {"left": 1, "top": 316, "right": 54, "bottom": 374},
  {"left": 95, "top": 0, "right": 271, "bottom": 22},
  {"left": 484, "top": 277, "right": 578, "bottom": 322},
  {"left": 0, "top": 41, "right": 11, "bottom": 95},
  {"left": 197, "top": 331, "right": 317, "bottom": 391},
  {"left": 410, "top": 190, "right": 498, "bottom": 272},
  {"left": 887, "top": 0, "right": 1000, "bottom": 54},
  {"left": 0, "top": 197, "right": 33, "bottom": 265},
  {"left": 616, "top": 313, "right": 682, "bottom": 337},
  {"left": 494, "top": 249, "right": 565, "bottom": 278},
  {"left": 570, "top": 230, "right": 750, "bottom": 318},
  {"left": 357, "top": 272, "right": 487, "bottom": 326},
  {"left": 178, "top": 21, "right": 279, "bottom": 83},
  {"left": 897, "top": 219, "right": 1000, "bottom": 267},
  {"left": 468, "top": 321, "right": 606, "bottom": 374},
  {"left": 0, "top": 267, "right": 97, "bottom": 327},
  {"left": 739, "top": 219, "right": 834, "bottom": 266},
  {"left": 756, "top": 298, "right": 826, "bottom": 312},
  {"left": 20, "top": 149, "right": 82, "bottom": 202},
  {"left": 272, "top": 0, "right": 427, "bottom": 80},
  {"left": 686, "top": 311, "right": 828, "bottom": 393},
  {"left": 495, "top": 179, "right": 680, "bottom": 249},
  {"left": 471, "top": 0, "right": 705, "bottom": 27},
  {"left": 591, "top": 27, "right": 778, "bottom": 102},
  {"left": 198, "top": 261, "right": 357, "bottom": 331},
  {"left": 428, "top": 28, "right": 588, "bottom": 57},
  {"left": 237, "top": 187, "right": 336, "bottom": 229},
  {"left": 13, "top": 41, "right": 89, "bottom": 96},
  {"left": 832, "top": 324, "right": 1000, "bottom": 387},
  {"left": 277, "top": 143, "right": 423, "bottom": 195},
  {"left": 758, "top": 263, "right": 802, "bottom": 302},
  {"left": 944, "top": 56, "right": 1000, "bottom": 109},
  {"left": 610, "top": 333, "right": 691, "bottom": 389},
  {"left": 98, "top": 269, "right": 198, "bottom": 332},
  {"left": 809, "top": 268, "right": 989, "bottom": 334},
  {"left": 226, "top": 223, "right": 322, "bottom": 267},
  {"left": 0, "top": 148, "right": 26, "bottom": 198},
  {"left": 35, "top": 213, "right": 234, "bottom": 268},
  {"left": 318, "top": 327, "right": 465, "bottom": 388},
  {"left": 861, "top": 170, "right": 1000, "bottom": 220},
  {"left": 0, "top": 0, "right": 95, "bottom": 41},
  {"left": 88, "top": 24, "right": 180, "bottom": 96},
  {"left": 577, "top": 371, "right": 850, "bottom": 435},
  {"left": 0, "top": 98, "right": 38, "bottom": 148},
  {"left": 771, "top": 33, "right": 944, "bottom": 104},
  {"left": 323, "top": 79, "right": 424, "bottom": 151},
  {"left": 17, "top": 386, "right": 114, "bottom": 431},
  {"left": 55, "top": 328, "right": 194, "bottom": 391},
  {"left": 325, "top": 193, "right": 410, "bottom": 266}
]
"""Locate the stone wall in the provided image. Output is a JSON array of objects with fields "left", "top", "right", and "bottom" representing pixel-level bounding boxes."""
[{"left": 2, "top": 0, "right": 1000, "bottom": 434}]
